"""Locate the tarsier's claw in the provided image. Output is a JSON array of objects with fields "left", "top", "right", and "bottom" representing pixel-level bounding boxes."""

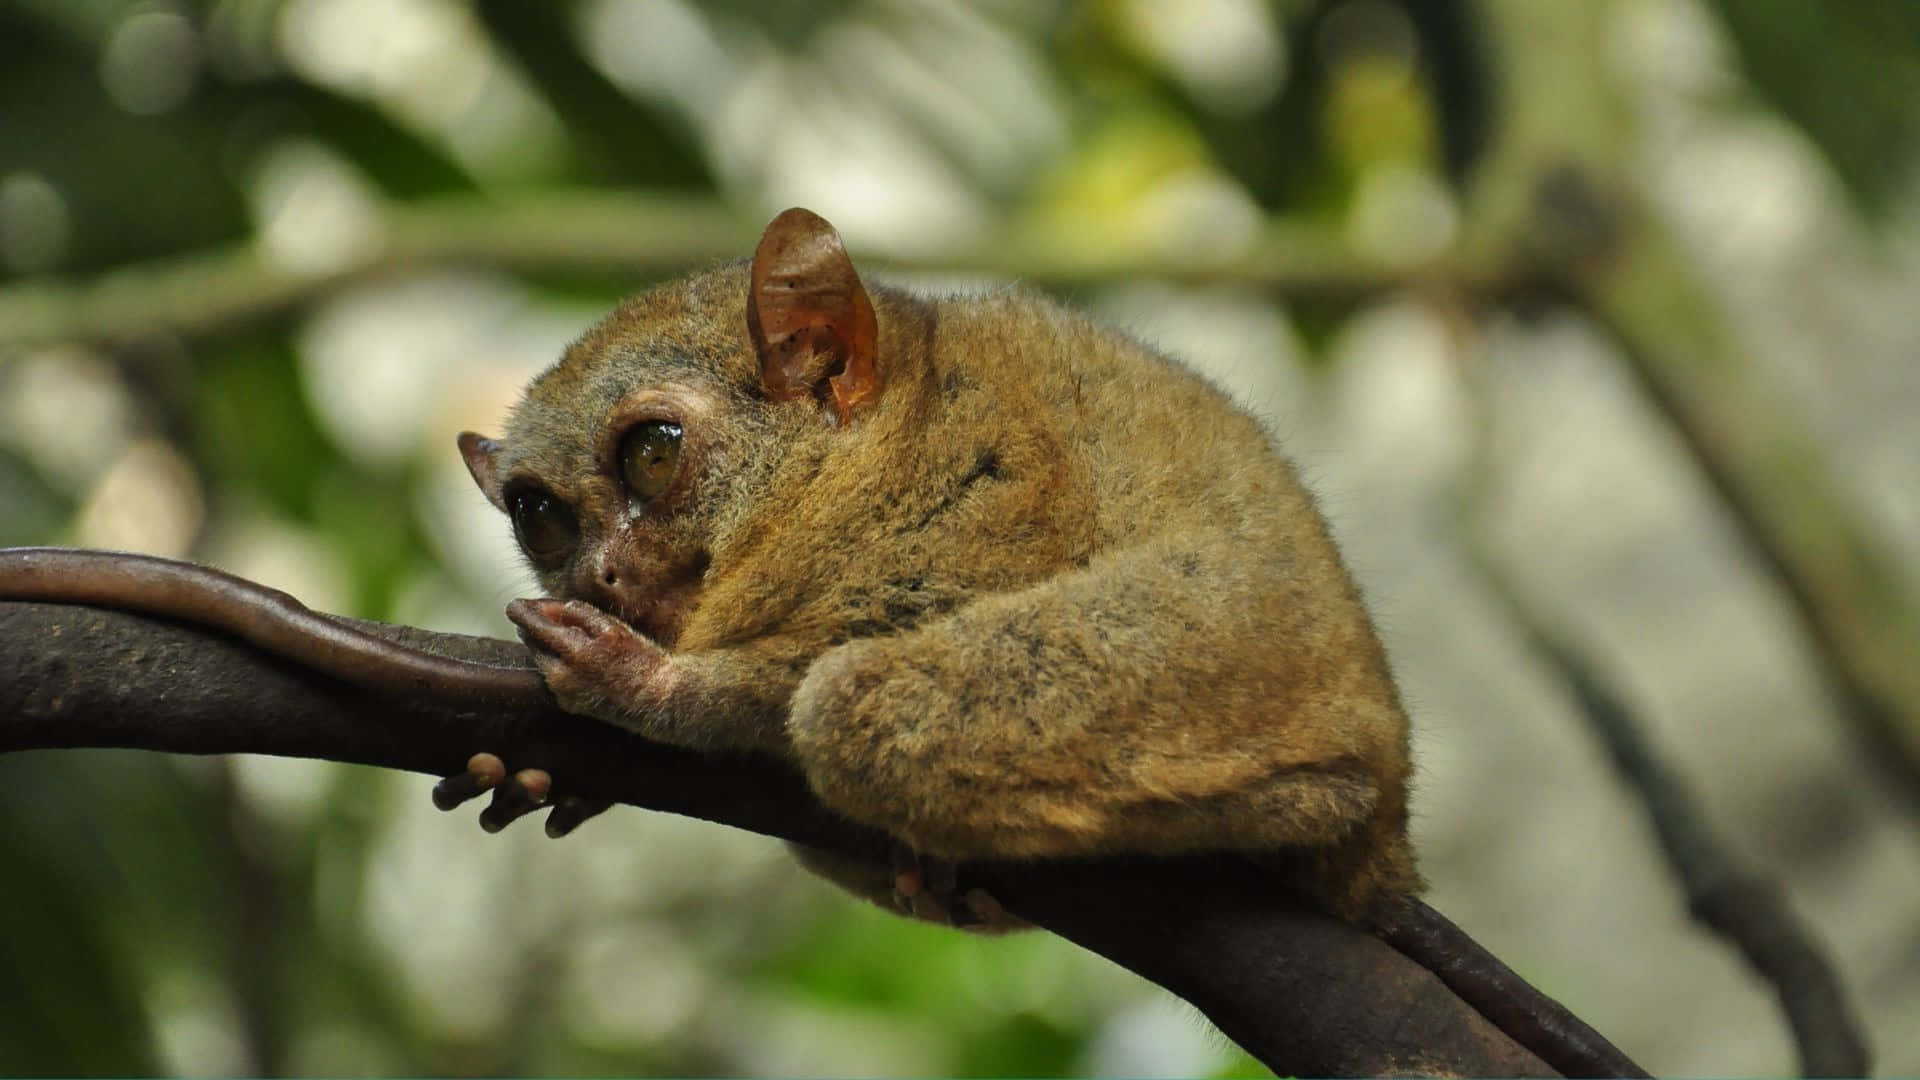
[
  {"left": 479, "top": 768, "right": 551, "bottom": 832},
  {"left": 432, "top": 752, "right": 507, "bottom": 810}
]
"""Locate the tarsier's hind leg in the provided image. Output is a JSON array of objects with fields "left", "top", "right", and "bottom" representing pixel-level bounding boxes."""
[{"left": 787, "top": 533, "right": 1399, "bottom": 866}]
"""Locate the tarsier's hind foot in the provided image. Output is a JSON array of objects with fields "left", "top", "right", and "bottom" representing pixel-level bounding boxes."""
[
  {"left": 432, "top": 752, "right": 613, "bottom": 837},
  {"left": 786, "top": 843, "right": 1027, "bottom": 933},
  {"left": 892, "top": 848, "right": 1021, "bottom": 932},
  {"left": 431, "top": 755, "right": 1020, "bottom": 933}
]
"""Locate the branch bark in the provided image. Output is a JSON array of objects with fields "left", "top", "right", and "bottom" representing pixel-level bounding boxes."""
[{"left": 0, "top": 596, "right": 1555, "bottom": 1078}]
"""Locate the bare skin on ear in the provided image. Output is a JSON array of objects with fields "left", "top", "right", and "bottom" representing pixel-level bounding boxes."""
[
  {"left": 456, "top": 432, "right": 507, "bottom": 512},
  {"left": 747, "top": 207, "right": 881, "bottom": 424}
]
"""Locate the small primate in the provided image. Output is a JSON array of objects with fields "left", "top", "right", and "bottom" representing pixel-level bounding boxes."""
[
  {"left": 449, "top": 208, "right": 1416, "bottom": 919},
  {"left": 441, "top": 209, "right": 1638, "bottom": 1073},
  {"left": 0, "top": 209, "right": 1641, "bottom": 1077}
]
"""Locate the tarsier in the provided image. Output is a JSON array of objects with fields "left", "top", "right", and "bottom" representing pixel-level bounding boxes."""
[
  {"left": 446, "top": 208, "right": 1415, "bottom": 917},
  {"left": 435, "top": 210, "right": 1637, "bottom": 1075},
  {"left": 0, "top": 208, "right": 1638, "bottom": 1076}
]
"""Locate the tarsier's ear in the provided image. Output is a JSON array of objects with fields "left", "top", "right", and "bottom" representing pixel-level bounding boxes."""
[
  {"left": 457, "top": 432, "right": 508, "bottom": 512},
  {"left": 747, "top": 208, "right": 880, "bottom": 425}
]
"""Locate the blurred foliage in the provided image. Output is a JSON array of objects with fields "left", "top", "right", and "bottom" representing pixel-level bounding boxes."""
[
  {"left": 1705, "top": 0, "right": 1920, "bottom": 218},
  {"left": 0, "top": 0, "right": 1915, "bottom": 1075}
]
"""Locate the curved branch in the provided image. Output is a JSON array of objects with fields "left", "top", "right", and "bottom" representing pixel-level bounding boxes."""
[
  {"left": 1467, "top": 549, "right": 1871, "bottom": 1077},
  {"left": 1470, "top": 0, "right": 1920, "bottom": 818},
  {"left": 0, "top": 192, "right": 1415, "bottom": 351},
  {"left": 0, "top": 596, "right": 1554, "bottom": 1078}
]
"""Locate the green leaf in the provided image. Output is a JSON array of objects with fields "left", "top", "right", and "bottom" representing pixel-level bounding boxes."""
[
  {"left": 1708, "top": 0, "right": 1920, "bottom": 217},
  {"left": 0, "top": 448, "right": 70, "bottom": 545},
  {"left": 190, "top": 334, "right": 338, "bottom": 520}
]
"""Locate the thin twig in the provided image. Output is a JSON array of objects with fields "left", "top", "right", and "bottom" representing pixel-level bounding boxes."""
[
  {"left": 1468, "top": 0, "right": 1920, "bottom": 818},
  {"left": 1578, "top": 278, "right": 1920, "bottom": 818},
  {"left": 0, "top": 192, "right": 1439, "bottom": 351},
  {"left": 1466, "top": 545, "right": 1872, "bottom": 1077}
]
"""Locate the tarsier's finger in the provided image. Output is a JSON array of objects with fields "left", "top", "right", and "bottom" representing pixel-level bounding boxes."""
[
  {"left": 431, "top": 752, "right": 508, "bottom": 810},
  {"left": 479, "top": 768, "right": 552, "bottom": 832},
  {"left": 544, "top": 796, "right": 613, "bottom": 838},
  {"left": 555, "top": 599, "right": 624, "bottom": 636},
  {"left": 505, "top": 599, "right": 590, "bottom": 655}
]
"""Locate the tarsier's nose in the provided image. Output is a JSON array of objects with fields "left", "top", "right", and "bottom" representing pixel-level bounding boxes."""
[
  {"left": 583, "top": 547, "right": 660, "bottom": 620},
  {"left": 583, "top": 550, "right": 632, "bottom": 605}
]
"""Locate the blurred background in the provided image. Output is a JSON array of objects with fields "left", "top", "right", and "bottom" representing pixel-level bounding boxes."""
[{"left": 2, "top": 0, "right": 1917, "bottom": 1075}]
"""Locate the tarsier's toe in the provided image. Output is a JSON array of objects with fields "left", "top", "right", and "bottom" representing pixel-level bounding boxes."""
[
  {"left": 479, "top": 768, "right": 551, "bottom": 832},
  {"left": 891, "top": 851, "right": 1009, "bottom": 930},
  {"left": 506, "top": 598, "right": 594, "bottom": 657},
  {"left": 961, "top": 888, "right": 1008, "bottom": 926},
  {"left": 431, "top": 752, "right": 507, "bottom": 810},
  {"left": 893, "top": 867, "right": 951, "bottom": 923},
  {"left": 545, "top": 795, "right": 614, "bottom": 837}
]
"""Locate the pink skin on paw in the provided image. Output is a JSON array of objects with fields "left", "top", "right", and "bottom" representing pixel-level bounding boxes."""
[
  {"left": 478, "top": 768, "right": 550, "bottom": 832},
  {"left": 467, "top": 752, "right": 507, "bottom": 787},
  {"left": 514, "top": 768, "right": 552, "bottom": 802}
]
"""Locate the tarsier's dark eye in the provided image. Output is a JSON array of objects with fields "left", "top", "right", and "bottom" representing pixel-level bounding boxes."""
[
  {"left": 619, "top": 420, "right": 683, "bottom": 504},
  {"left": 507, "top": 486, "right": 578, "bottom": 565}
]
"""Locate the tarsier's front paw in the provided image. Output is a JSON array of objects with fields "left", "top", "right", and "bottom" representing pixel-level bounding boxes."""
[
  {"left": 505, "top": 598, "right": 672, "bottom": 721},
  {"left": 431, "top": 752, "right": 612, "bottom": 837}
]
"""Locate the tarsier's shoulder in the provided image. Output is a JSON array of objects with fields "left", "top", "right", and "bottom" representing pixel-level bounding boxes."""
[
  {"left": 908, "top": 284, "right": 1300, "bottom": 537},
  {"left": 902, "top": 286, "right": 1254, "bottom": 434}
]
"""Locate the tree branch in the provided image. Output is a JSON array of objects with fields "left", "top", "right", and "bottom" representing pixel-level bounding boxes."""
[
  {"left": 1467, "top": 548, "right": 1872, "bottom": 1077},
  {"left": 0, "top": 595, "right": 1557, "bottom": 1078},
  {"left": 1469, "top": 0, "right": 1920, "bottom": 817},
  {"left": 0, "top": 192, "right": 1430, "bottom": 351},
  {"left": 1573, "top": 247, "right": 1920, "bottom": 816}
]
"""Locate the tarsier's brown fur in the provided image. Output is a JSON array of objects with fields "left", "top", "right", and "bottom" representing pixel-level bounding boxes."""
[{"left": 461, "top": 210, "right": 1420, "bottom": 925}]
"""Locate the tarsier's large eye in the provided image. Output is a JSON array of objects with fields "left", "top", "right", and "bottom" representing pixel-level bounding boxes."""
[
  {"left": 506, "top": 485, "right": 578, "bottom": 565},
  {"left": 619, "top": 420, "right": 683, "bottom": 504}
]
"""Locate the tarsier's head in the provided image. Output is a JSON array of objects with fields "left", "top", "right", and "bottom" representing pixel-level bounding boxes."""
[{"left": 457, "top": 209, "right": 885, "bottom": 646}]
